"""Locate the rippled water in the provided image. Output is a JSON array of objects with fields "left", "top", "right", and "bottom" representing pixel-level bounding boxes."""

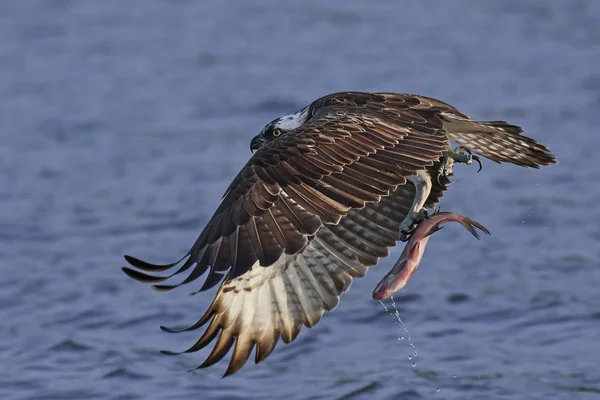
[{"left": 1, "top": 1, "right": 599, "bottom": 399}]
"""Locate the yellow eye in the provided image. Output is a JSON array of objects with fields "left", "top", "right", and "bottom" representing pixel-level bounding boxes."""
[{"left": 272, "top": 129, "right": 282, "bottom": 137}]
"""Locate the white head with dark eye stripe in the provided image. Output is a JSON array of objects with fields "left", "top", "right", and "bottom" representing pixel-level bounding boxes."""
[
  {"left": 250, "top": 106, "right": 310, "bottom": 152},
  {"left": 261, "top": 122, "right": 285, "bottom": 141}
]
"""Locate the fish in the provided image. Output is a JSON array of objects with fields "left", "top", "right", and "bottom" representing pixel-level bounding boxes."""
[{"left": 372, "top": 211, "right": 490, "bottom": 301}]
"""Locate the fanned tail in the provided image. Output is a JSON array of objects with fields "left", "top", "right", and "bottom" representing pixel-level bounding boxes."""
[{"left": 441, "top": 114, "right": 557, "bottom": 168}]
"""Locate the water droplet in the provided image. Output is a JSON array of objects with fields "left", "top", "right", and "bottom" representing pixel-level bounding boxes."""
[
  {"left": 378, "top": 296, "right": 418, "bottom": 366},
  {"left": 436, "top": 388, "right": 440, "bottom": 392},
  {"left": 378, "top": 300, "right": 389, "bottom": 312},
  {"left": 412, "top": 362, "right": 416, "bottom": 368},
  {"left": 453, "top": 375, "right": 457, "bottom": 379}
]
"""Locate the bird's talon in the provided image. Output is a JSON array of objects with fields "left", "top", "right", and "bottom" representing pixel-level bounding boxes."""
[
  {"left": 399, "top": 208, "right": 429, "bottom": 242},
  {"left": 438, "top": 146, "right": 483, "bottom": 182},
  {"left": 473, "top": 155, "right": 483, "bottom": 172},
  {"left": 399, "top": 230, "right": 412, "bottom": 242}
]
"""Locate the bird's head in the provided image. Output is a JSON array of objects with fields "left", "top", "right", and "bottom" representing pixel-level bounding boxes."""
[{"left": 250, "top": 106, "right": 310, "bottom": 152}]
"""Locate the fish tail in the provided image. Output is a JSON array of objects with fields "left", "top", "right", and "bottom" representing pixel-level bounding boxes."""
[{"left": 458, "top": 216, "right": 491, "bottom": 240}]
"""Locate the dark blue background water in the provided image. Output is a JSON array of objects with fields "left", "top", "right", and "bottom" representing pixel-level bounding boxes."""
[{"left": 1, "top": 1, "right": 599, "bottom": 399}]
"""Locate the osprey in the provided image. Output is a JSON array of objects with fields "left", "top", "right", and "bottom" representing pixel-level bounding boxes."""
[{"left": 123, "top": 92, "right": 556, "bottom": 376}]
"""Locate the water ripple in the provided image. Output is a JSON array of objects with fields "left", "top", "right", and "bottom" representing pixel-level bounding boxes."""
[{"left": 1, "top": 1, "right": 598, "bottom": 399}]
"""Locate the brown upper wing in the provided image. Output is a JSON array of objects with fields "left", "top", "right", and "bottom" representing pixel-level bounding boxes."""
[{"left": 122, "top": 93, "right": 451, "bottom": 292}]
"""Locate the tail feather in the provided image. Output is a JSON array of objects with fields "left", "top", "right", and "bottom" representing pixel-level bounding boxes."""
[
  {"left": 479, "top": 120, "right": 523, "bottom": 135},
  {"left": 441, "top": 114, "right": 557, "bottom": 168}
]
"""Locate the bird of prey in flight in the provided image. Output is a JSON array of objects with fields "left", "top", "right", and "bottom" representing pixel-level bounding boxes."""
[{"left": 123, "top": 92, "right": 556, "bottom": 376}]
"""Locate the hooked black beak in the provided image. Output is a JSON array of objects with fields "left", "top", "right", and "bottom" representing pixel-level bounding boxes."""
[{"left": 250, "top": 135, "right": 264, "bottom": 153}]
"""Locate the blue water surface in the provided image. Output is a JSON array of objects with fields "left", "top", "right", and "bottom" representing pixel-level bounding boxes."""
[{"left": 1, "top": 1, "right": 599, "bottom": 399}]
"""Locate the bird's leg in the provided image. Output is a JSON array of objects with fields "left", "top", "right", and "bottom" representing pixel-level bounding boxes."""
[
  {"left": 437, "top": 146, "right": 482, "bottom": 184},
  {"left": 399, "top": 170, "right": 432, "bottom": 242}
]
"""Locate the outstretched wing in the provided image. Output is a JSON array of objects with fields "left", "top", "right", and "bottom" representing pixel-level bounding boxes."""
[
  {"left": 159, "top": 183, "right": 435, "bottom": 376},
  {"left": 123, "top": 92, "right": 453, "bottom": 374},
  {"left": 123, "top": 93, "right": 451, "bottom": 290}
]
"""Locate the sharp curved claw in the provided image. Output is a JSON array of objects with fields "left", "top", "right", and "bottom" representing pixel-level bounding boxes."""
[
  {"left": 399, "top": 224, "right": 417, "bottom": 241},
  {"left": 399, "top": 231, "right": 411, "bottom": 242},
  {"left": 473, "top": 155, "right": 483, "bottom": 172},
  {"left": 436, "top": 173, "right": 443, "bottom": 186}
]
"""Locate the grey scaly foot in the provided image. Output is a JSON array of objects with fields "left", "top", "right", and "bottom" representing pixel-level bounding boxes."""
[
  {"left": 437, "top": 146, "right": 483, "bottom": 185},
  {"left": 399, "top": 208, "right": 429, "bottom": 242}
]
